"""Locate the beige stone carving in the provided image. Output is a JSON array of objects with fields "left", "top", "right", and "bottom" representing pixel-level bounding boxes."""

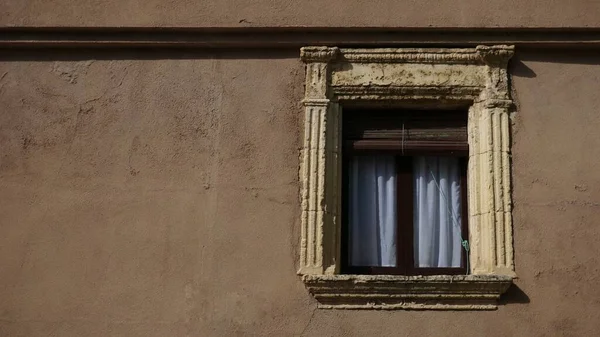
[
  {"left": 303, "top": 274, "right": 513, "bottom": 310},
  {"left": 299, "top": 46, "right": 515, "bottom": 309}
]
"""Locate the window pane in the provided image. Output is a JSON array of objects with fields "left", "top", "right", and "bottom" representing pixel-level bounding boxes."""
[
  {"left": 348, "top": 156, "right": 397, "bottom": 267},
  {"left": 413, "top": 156, "right": 463, "bottom": 268}
]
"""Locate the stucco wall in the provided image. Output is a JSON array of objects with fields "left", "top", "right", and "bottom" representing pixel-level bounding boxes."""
[
  {"left": 2, "top": 0, "right": 600, "bottom": 28},
  {"left": 1, "top": 49, "right": 600, "bottom": 336}
]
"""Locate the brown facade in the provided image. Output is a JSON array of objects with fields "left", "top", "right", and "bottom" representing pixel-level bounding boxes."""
[
  {"left": 2, "top": 2, "right": 600, "bottom": 336},
  {"left": 2, "top": 0, "right": 600, "bottom": 27}
]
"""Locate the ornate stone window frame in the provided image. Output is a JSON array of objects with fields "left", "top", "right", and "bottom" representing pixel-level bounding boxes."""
[{"left": 298, "top": 46, "right": 516, "bottom": 310}]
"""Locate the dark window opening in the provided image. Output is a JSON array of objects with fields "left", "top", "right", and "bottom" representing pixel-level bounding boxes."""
[{"left": 341, "top": 109, "right": 469, "bottom": 276}]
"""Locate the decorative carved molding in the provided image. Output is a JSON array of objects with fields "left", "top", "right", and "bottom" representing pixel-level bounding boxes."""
[
  {"left": 476, "top": 45, "right": 515, "bottom": 67},
  {"left": 340, "top": 48, "right": 483, "bottom": 64},
  {"left": 303, "top": 275, "right": 513, "bottom": 310},
  {"left": 299, "top": 46, "right": 516, "bottom": 309},
  {"left": 331, "top": 85, "right": 482, "bottom": 102}
]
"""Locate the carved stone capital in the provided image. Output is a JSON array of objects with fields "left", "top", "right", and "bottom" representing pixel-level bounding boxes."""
[
  {"left": 300, "top": 46, "right": 340, "bottom": 63},
  {"left": 476, "top": 45, "right": 515, "bottom": 67},
  {"left": 484, "top": 99, "right": 514, "bottom": 109},
  {"left": 302, "top": 98, "right": 330, "bottom": 107}
]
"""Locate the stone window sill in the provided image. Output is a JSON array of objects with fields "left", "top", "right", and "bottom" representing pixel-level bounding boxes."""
[{"left": 302, "top": 274, "right": 513, "bottom": 310}]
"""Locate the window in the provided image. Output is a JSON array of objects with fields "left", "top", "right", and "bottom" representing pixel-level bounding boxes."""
[
  {"left": 341, "top": 109, "right": 469, "bottom": 276},
  {"left": 298, "top": 46, "right": 516, "bottom": 309}
]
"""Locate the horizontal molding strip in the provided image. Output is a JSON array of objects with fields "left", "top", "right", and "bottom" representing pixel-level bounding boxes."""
[{"left": 3, "top": 27, "right": 600, "bottom": 49}]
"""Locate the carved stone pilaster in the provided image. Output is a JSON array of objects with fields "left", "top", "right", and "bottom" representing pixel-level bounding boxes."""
[
  {"left": 299, "top": 100, "right": 342, "bottom": 275},
  {"left": 299, "top": 47, "right": 342, "bottom": 275},
  {"left": 468, "top": 102, "right": 514, "bottom": 276},
  {"left": 469, "top": 45, "right": 515, "bottom": 275}
]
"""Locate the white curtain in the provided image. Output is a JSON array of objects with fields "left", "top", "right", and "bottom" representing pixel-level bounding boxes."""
[
  {"left": 348, "top": 156, "right": 397, "bottom": 267},
  {"left": 413, "top": 157, "right": 463, "bottom": 268}
]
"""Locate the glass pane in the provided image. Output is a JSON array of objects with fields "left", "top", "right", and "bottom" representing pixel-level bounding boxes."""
[
  {"left": 413, "top": 156, "right": 463, "bottom": 268},
  {"left": 348, "top": 156, "right": 397, "bottom": 267}
]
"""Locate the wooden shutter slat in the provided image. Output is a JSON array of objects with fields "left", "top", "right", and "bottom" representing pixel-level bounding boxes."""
[
  {"left": 360, "top": 127, "right": 467, "bottom": 141},
  {"left": 343, "top": 109, "right": 468, "bottom": 144},
  {"left": 347, "top": 140, "right": 468, "bottom": 154}
]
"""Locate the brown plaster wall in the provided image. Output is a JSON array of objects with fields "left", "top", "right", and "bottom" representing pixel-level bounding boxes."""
[
  {"left": 2, "top": 0, "right": 600, "bottom": 28},
  {"left": 2, "top": 49, "right": 600, "bottom": 336}
]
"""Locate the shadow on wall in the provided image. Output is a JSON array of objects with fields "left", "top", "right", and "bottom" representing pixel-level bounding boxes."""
[
  {"left": 516, "top": 49, "right": 600, "bottom": 65},
  {"left": 498, "top": 283, "right": 530, "bottom": 305},
  {"left": 510, "top": 56, "right": 537, "bottom": 78},
  {"left": 510, "top": 49, "right": 600, "bottom": 80}
]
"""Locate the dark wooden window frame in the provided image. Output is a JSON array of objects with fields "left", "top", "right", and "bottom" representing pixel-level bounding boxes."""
[{"left": 341, "top": 109, "right": 469, "bottom": 276}]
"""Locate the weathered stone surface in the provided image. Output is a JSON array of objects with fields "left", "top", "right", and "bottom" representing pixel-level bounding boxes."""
[{"left": 303, "top": 274, "right": 513, "bottom": 310}]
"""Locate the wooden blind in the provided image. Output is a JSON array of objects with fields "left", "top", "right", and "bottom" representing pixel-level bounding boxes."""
[{"left": 343, "top": 109, "right": 468, "bottom": 154}]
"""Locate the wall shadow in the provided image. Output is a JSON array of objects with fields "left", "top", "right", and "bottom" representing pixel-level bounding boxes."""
[
  {"left": 516, "top": 49, "right": 600, "bottom": 65},
  {"left": 498, "top": 283, "right": 530, "bottom": 305},
  {"left": 510, "top": 55, "right": 537, "bottom": 78}
]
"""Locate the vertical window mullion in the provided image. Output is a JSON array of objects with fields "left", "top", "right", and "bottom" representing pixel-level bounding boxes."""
[
  {"left": 396, "top": 156, "right": 413, "bottom": 275},
  {"left": 405, "top": 157, "right": 415, "bottom": 275}
]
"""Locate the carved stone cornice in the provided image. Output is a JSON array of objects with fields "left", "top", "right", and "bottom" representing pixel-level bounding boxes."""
[
  {"left": 300, "top": 46, "right": 340, "bottom": 63},
  {"left": 303, "top": 275, "right": 513, "bottom": 310}
]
